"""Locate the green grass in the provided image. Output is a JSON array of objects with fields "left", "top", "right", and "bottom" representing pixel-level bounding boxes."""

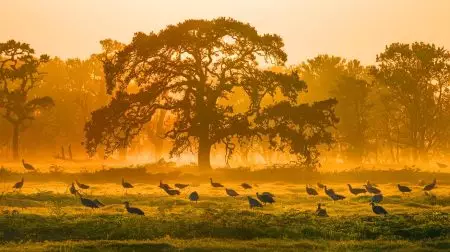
[
  {"left": 0, "top": 177, "right": 449, "bottom": 251},
  {"left": 0, "top": 209, "right": 448, "bottom": 242},
  {"left": 0, "top": 238, "right": 449, "bottom": 251}
]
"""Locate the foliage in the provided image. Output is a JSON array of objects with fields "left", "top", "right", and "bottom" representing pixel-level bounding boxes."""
[
  {"left": 84, "top": 18, "right": 338, "bottom": 169},
  {"left": 371, "top": 42, "right": 450, "bottom": 162},
  {"left": 0, "top": 40, "right": 54, "bottom": 159}
]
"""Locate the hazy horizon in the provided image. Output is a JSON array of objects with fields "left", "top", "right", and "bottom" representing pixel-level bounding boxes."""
[{"left": 2, "top": 0, "right": 450, "bottom": 64}]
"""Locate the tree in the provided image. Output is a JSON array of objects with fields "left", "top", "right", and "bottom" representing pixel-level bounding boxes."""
[
  {"left": 372, "top": 42, "right": 450, "bottom": 162},
  {"left": 331, "top": 60, "right": 373, "bottom": 163},
  {"left": 85, "top": 18, "right": 338, "bottom": 170},
  {"left": 0, "top": 40, "right": 54, "bottom": 160},
  {"left": 297, "top": 56, "right": 375, "bottom": 164},
  {"left": 296, "top": 55, "right": 346, "bottom": 102}
]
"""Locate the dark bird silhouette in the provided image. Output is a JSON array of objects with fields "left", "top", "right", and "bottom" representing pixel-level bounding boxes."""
[
  {"left": 174, "top": 183, "right": 189, "bottom": 189},
  {"left": 122, "top": 178, "right": 133, "bottom": 188},
  {"left": 315, "top": 203, "right": 328, "bottom": 217},
  {"left": 330, "top": 193, "right": 346, "bottom": 201},
  {"left": 261, "top": 192, "right": 275, "bottom": 198},
  {"left": 397, "top": 184, "right": 412, "bottom": 194},
  {"left": 93, "top": 199, "right": 105, "bottom": 207},
  {"left": 366, "top": 180, "right": 378, "bottom": 188},
  {"left": 256, "top": 192, "right": 275, "bottom": 205},
  {"left": 324, "top": 186, "right": 335, "bottom": 195},
  {"left": 364, "top": 185, "right": 381, "bottom": 194},
  {"left": 241, "top": 183, "right": 252, "bottom": 189},
  {"left": 210, "top": 178, "right": 224, "bottom": 188},
  {"left": 188, "top": 191, "right": 199, "bottom": 202},
  {"left": 163, "top": 187, "right": 180, "bottom": 196},
  {"left": 324, "top": 186, "right": 345, "bottom": 201},
  {"left": 436, "top": 162, "right": 448, "bottom": 168},
  {"left": 22, "top": 159, "right": 35, "bottom": 171},
  {"left": 423, "top": 179, "right": 437, "bottom": 191},
  {"left": 122, "top": 178, "right": 133, "bottom": 194},
  {"left": 370, "top": 202, "right": 388, "bottom": 216},
  {"left": 12, "top": 177, "right": 24, "bottom": 191},
  {"left": 76, "top": 180, "right": 90, "bottom": 190},
  {"left": 225, "top": 188, "right": 239, "bottom": 197},
  {"left": 317, "top": 182, "right": 325, "bottom": 189},
  {"left": 347, "top": 184, "right": 366, "bottom": 195},
  {"left": 306, "top": 185, "right": 318, "bottom": 196},
  {"left": 79, "top": 195, "right": 99, "bottom": 209},
  {"left": 248, "top": 196, "right": 263, "bottom": 208},
  {"left": 124, "top": 201, "right": 144, "bottom": 215},
  {"left": 159, "top": 180, "right": 172, "bottom": 190},
  {"left": 371, "top": 194, "right": 383, "bottom": 204},
  {"left": 69, "top": 182, "right": 78, "bottom": 196}
]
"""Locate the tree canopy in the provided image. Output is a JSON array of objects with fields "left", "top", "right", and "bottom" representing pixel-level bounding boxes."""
[
  {"left": 84, "top": 18, "right": 338, "bottom": 169},
  {"left": 0, "top": 40, "right": 54, "bottom": 159}
]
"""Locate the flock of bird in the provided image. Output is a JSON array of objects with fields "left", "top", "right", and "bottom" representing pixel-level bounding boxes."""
[{"left": 7, "top": 159, "right": 440, "bottom": 217}]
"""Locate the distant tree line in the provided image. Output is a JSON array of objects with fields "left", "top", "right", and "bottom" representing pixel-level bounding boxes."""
[{"left": 1, "top": 18, "right": 450, "bottom": 170}]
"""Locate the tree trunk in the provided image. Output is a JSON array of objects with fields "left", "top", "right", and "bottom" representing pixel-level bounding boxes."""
[
  {"left": 198, "top": 138, "right": 212, "bottom": 170},
  {"left": 119, "top": 148, "right": 127, "bottom": 161},
  {"left": 154, "top": 110, "right": 167, "bottom": 160},
  {"left": 12, "top": 124, "right": 19, "bottom": 160}
]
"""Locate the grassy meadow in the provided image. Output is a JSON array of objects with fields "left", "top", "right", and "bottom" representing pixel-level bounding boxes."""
[{"left": 0, "top": 165, "right": 449, "bottom": 251}]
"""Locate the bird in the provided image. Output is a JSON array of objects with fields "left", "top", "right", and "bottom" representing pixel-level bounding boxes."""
[
  {"left": 324, "top": 186, "right": 345, "bottom": 201},
  {"left": 12, "top": 177, "right": 24, "bottom": 192},
  {"left": 256, "top": 192, "right": 275, "bottom": 205},
  {"left": 225, "top": 188, "right": 239, "bottom": 197},
  {"left": 397, "top": 184, "right": 412, "bottom": 194},
  {"left": 436, "top": 162, "right": 448, "bottom": 168},
  {"left": 121, "top": 178, "right": 134, "bottom": 194},
  {"left": 347, "top": 184, "right": 366, "bottom": 195},
  {"left": 75, "top": 180, "right": 90, "bottom": 190},
  {"left": 366, "top": 180, "right": 378, "bottom": 188},
  {"left": 370, "top": 202, "right": 388, "bottom": 216},
  {"left": 371, "top": 194, "right": 383, "bottom": 204},
  {"left": 69, "top": 182, "right": 78, "bottom": 196},
  {"left": 174, "top": 183, "right": 189, "bottom": 189},
  {"left": 79, "top": 195, "right": 99, "bottom": 209},
  {"left": 261, "top": 192, "right": 275, "bottom": 198},
  {"left": 93, "top": 199, "right": 105, "bottom": 207},
  {"left": 188, "top": 191, "right": 199, "bottom": 202},
  {"left": 329, "top": 193, "right": 346, "bottom": 201},
  {"left": 163, "top": 187, "right": 180, "bottom": 196},
  {"left": 317, "top": 182, "right": 325, "bottom": 189},
  {"left": 423, "top": 179, "right": 436, "bottom": 191},
  {"left": 210, "top": 178, "right": 224, "bottom": 188},
  {"left": 315, "top": 203, "right": 328, "bottom": 217},
  {"left": 123, "top": 201, "right": 144, "bottom": 215},
  {"left": 159, "top": 180, "right": 172, "bottom": 190},
  {"left": 364, "top": 185, "right": 381, "bottom": 194},
  {"left": 306, "top": 185, "right": 318, "bottom": 196},
  {"left": 241, "top": 183, "right": 252, "bottom": 189},
  {"left": 22, "top": 159, "right": 35, "bottom": 171},
  {"left": 248, "top": 196, "right": 263, "bottom": 208}
]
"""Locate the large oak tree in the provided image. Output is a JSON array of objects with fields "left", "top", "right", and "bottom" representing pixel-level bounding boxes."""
[{"left": 85, "top": 18, "right": 338, "bottom": 170}]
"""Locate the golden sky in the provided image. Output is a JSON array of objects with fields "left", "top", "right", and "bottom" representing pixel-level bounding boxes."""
[{"left": 1, "top": 0, "right": 450, "bottom": 64}]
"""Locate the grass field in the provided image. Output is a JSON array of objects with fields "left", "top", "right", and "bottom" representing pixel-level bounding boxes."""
[{"left": 0, "top": 167, "right": 449, "bottom": 251}]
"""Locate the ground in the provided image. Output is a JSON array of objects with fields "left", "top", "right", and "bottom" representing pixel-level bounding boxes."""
[{"left": 0, "top": 166, "right": 449, "bottom": 251}]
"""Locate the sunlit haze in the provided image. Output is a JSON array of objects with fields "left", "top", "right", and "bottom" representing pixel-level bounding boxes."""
[{"left": 2, "top": 0, "right": 450, "bottom": 64}]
